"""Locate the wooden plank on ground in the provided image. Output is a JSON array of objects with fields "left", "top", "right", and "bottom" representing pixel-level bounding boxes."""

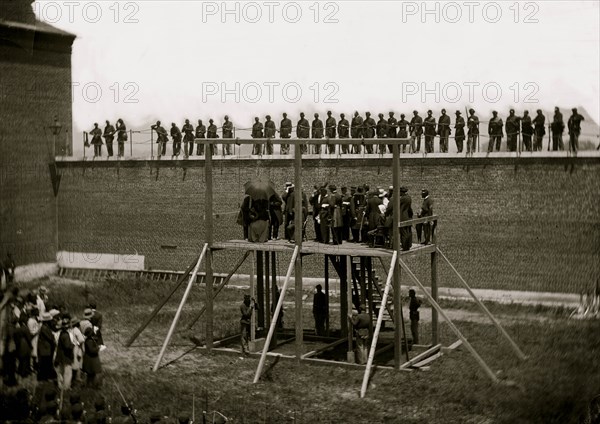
[
  {"left": 400, "top": 344, "right": 441, "bottom": 369},
  {"left": 413, "top": 352, "right": 443, "bottom": 368}
]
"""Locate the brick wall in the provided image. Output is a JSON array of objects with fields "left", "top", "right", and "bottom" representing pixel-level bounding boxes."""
[
  {"left": 56, "top": 157, "right": 600, "bottom": 293},
  {"left": 0, "top": 21, "right": 75, "bottom": 265}
]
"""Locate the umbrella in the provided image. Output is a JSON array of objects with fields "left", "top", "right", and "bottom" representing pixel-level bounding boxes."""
[{"left": 244, "top": 178, "right": 276, "bottom": 200}]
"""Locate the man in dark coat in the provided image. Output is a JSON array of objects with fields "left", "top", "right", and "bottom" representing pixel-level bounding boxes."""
[
  {"left": 296, "top": 112, "right": 309, "bottom": 154},
  {"left": 37, "top": 312, "right": 56, "bottom": 382},
  {"left": 454, "top": 111, "right": 466, "bottom": 153},
  {"left": 423, "top": 110, "right": 436, "bottom": 153},
  {"left": 312, "top": 284, "right": 328, "bottom": 336},
  {"left": 398, "top": 114, "right": 409, "bottom": 153},
  {"left": 408, "top": 289, "right": 422, "bottom": 344},
  {"left": 376, "top": 113, "right": 388, "bottom": 154},
  {"left": 269, "top": 192, "right": 283, "bottom": 240},
  {"left": 409, "top": 111, "right": 423, "bottom": 153},
  {"left": 116, "top": 119, "right": 127, "bottom": 157},
  {"left": 318, "top": 189, "right": 331, "bottom": 244},
  {"left": 195, "top": 119, "right": 206, "bottom": 156},
  {"left": 54, "top": 318, "right": 74, "bottom": 391},
  {"left": 222, "top": 115, "right": 233, "bottom": 155},
  {"left": 152, "top": 121, "right": 168, "bottom": 157},
  {"left": 399, "top": 187, "right": 413, "bottom": 251},
  {"left": 363, "top": 112, "right": 376, "bottom": 153},
  {"left": 488, "top": 111, "right": 503, "bottom": 152},
  {"left": 350, "top": 187, "right": 367, "bottom": 243},
  {"left": 505, "top": 109, "right": 520, "bottom": 152},
  {"left": 325, "top": 111, "right": 337, "bottom": 153},
  {"left": 82, "top": 326, "right": 101, "bottom": 388},
  {"left": 264, "top": 115, "right": 276, "bottom": 155},
  {"left": 351, "top": 111, "right": 364, "bottom": 153},
  {"left": 280, "top": 113, "right": 292, "bottom": 154},
  {"left": 182, "top": 119, "right": 195, "bottom": 158},
  {"left": 551, "top": 107, "right": 565, "bottom": 151},
  {"left": 207, "top": 118, "right": 219, "bottom": 155},
  {"left": 532, "top": 109, "right": 546, "bottom": 151},
  {"left": 89, "top": 301, "right": 104, "bottom": 347},
  {"left": 365, "top": 190, "right": 383, "bottom": 232},
  {"left": 251, "top": 117, "right": 264, "bottom": 155},
  {"left": 103, "top": 120, "right": 115, "bottom": 157},
  {"left": 90, "top": 123, "right": 103, "bottom": 157},
  {"left": 239, "top": 194, "right": 251, "bottom": 240},
  {"left": 338, "top": 113, "right": 350, "bottom": 153},
  {"left": 568, "top": 107, "right": 585, "bottom": 154},
  {"left": 240, "top": 295, "right": 255, "bottom": 355},
  {"left": 312, "top": 113, "right": 324, "bottom": 154},
  {"left": 387, "top": 112, "right": 398, "bottom": 153},
  {"left": 467, "top": 108, "right": 479, "bottom": 154},
  {"left": 416, "top": 189, "right": 434, "bottom": 245},
  {"left": 437, "top": 109, "right": 451, "bottom": 153},
  {"left": 340, "top": 186, "right": 352, "bottom": 241},
  {"left": 170, "top": 123, "right": 182, "bottom": 157},
  {"left": 329, "top": 185, "right": 343, "bottom": 245},
  {"left": 521, "top": 110, "right": 533, "bottom": 152},
  {"left": 348, "top": 305, "right": 370, "bottom": 364}
]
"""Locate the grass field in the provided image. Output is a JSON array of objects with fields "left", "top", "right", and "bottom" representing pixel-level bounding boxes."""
[{"left": 7, "top": 276, "right": 600, "bottom": 423}]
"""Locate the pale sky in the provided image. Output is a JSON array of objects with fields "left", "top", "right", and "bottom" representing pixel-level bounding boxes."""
[{"left": 33, "top": 0, "right": 600, "bottom": 152}]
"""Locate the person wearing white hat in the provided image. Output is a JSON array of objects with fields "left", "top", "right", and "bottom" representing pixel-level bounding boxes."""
[{"left": 36, "top": 286, "right": 48, "bottom": 314}]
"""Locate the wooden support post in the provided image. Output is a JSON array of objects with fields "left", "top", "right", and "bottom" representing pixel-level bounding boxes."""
[
  {"left": 205, "top": 135, "right": 214, "bottom": 352},
  {"left": 392, "top": 141, "right": 404, "bottom": 368},
  {"left": 254, "top": 246, "right": 299, "bottom": 383},
  {"left": 359, "top": 257, "right": 367, "bottom": 307},
  {"left": 257, "top": 251, "right": 265, "bottom": 329},
  {"left": 340, "top": 256, "right": 348, "bottom": 337},
  {"left": 153, "top": 244, "right": 208, "bottom": 372},
  {"left": 271, "top": 252, "right": 278, "bottom": 347},
  {"left": 346, "top": 255, "right": 354, "bottom": 363},
  {"left": 367, "top": 258, "right": 374, "bottom": 337},
  {"left": 437, "top": 248, "right": 527, "bottom": 360},
  {"left": 125, "top": 256, "right": 198, "bottom": 347},
  {"left": 431, "top": 246, "right": 439, "bottom": 345},
  {"left": 325, "top": 256, "right": 330, "bottom": 336},
  {"left": 265, "top": 252, "right": 271, "bottom": 328},
  {"left": 186, "top": 251, "right": 250, "bottom": 329},
  {"left": 250, "top": 251, "right": 256, "bottom": 342},
  {"left": 293, "top": 140, "right": 303, "bottom": 360},
  {"left": 398, "top": 257, "right": 500, "bottom": 384},
  {"left": 360, "top": 251, "right": 397, "bottom": 398}
]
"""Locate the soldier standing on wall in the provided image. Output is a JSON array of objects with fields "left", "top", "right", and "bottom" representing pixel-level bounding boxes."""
[
  {"left": 195, "top": 119, "right": 206, "bottom": 156},
  {"left": 181, "top": 119, "right": 194, "bottom": 159},
  {"left": 532, "top": 109, "right": 546, "bottom": 152},
  {"left": 351, "top": 111, "right": 364, "bottom": 154},
  {"left": 264, "top": 115, "right": 276, "bottom": 155},
  {"left": 207, "top": 119, "right": 219, "bottom": 156},
  {"left": 297, "top": 112, "right": 309, "bottom": 154},
  {"left": 325, "top": 111, "right": 337, "bottom": 154},
  {"left": 487, "top": 111, "right": 503, "bottom": 153},
  {"left": 103, "top": 120, "right": 115, "bottom": 157},
  {"left": 170, "top": 122, "right": 182, "bottom": 158},
  {"left": 437, "top": 109, "right": 451, "bottom": 153},
  {"left": 454, "top": 111, "right": 465, "bottom": 153},
  {"left": 409, "top": 111, "right": 423, "bottom": 153},
  {"left": 280, "top": 113, "right": 292, "bottom": 155},
  {"left": 338, "top": 113, "right": 350, "bottom": 154},
  {"left": 398, "top": 114, "right": 409, "bottom": 153},
  {"left": 567, "top": 107, "right": 585, "bottom": 154},
  {"left": 387, "top": 111, "right": 398, "bottom": 153},
  {"left": 376, "top": 113, "right": 388, "bottom": 154},
  {"left": 222, "top": 115, "right": 233, "bottom": 155},
  {"left": 423, "top": 110, "right": 436, "bottom": 154},
  {"left": 551, "top": 107, "right": 565, "bottom": 151},
  {"left": 251, "top": 117, "right": 264, "bottom": 155},
  {"left": 90, "top": 123, "right": 103, "bottom": 157},
  {"left": 505, "top": 109, "right": 521, "bottom": 152},
  {"left": 363, "top": 112, "right": 376, "bottom": 154},
  {"left": 466, "top": 108, "right": 479, "bottom": 154},
  {"left": 312, "top": 113, "right": 324, "bottom": 154},
  {"left": 521, "top": 111, "right": 533, "bottom": 152}
]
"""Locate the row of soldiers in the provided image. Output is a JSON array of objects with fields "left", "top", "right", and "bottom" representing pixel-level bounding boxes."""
[
  {"left": 87, "top": 120, "right": 128, "bottom": 157},
  {"left": 143, "top": 107, "right": 586, "bottom": 158}
]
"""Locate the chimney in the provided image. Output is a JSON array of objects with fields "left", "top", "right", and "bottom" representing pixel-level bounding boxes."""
[{"left": 0, "top": 0, "right": 36, "bottom": 24}]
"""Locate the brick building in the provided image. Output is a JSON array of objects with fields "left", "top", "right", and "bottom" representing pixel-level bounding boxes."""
[{"left": 0, "top": 0, "right": 75, "bottom": 268}]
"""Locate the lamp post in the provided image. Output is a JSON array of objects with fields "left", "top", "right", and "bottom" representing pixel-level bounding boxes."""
[{"left": 48, "top": 116, "right": 62, "bottom": 158}]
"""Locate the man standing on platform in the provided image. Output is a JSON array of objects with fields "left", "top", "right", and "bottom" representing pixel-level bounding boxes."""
[
  {"left": 466, "top": 108, "right": 479, "bottom": 154},
  {"left": 399, "top": 187, "right": 413, "bottom": 251},
  {"left": 437, "top": 109, "right": 451, "bottom": 153},
  {"left": 551, "top": 107, "right": 565, "bottom": 151},
  {"left": 318, "top": 188, "right": 331, "bottom": 244},
  {"left": 568, "top": 107, "right": 585, "bottom": 154},
  {"left": 398, "top": 114, "right": 409, "bottom": 153},
  {"left": 408, "top": 289, "right": 421, "bottom": 344},
  {"left": 170, "top": 122, "right": 182, "bottom": 157},
  {"left": 103, "top": 120, "right": 115, "bottom": 157},
  {"left": 222, "top": 115, "right": 233, "bottom": 155},
  {"left": 409, "top": 111, "right": 423, "bottom": 153},
  {"left": 329, "top": 185, "right": 343, "bottom": 245},
  {"left": 251, "top": 117, "right": 264, "bottom": 155},
  {"left": 207, "top": 119, "right": 219, "bottom": 156},
  {"left": 90, "top": 123, "right": 103, "bottom": 157},
  {"left": 351, "top": 111, "right": 364, "bottom": 154},
  {"left": 505, "top": 109, "right": 520, "bottom": 152},
  {"left": 416, "top": 189, "right": 434, "bottom": 245},
  {"left": 264, "top": 115, "right": 276, "bottom": 155},
  {"left": 195, "top": 119, "right": 206, "bottom": 156},
  {"left": 521, "top": 110, "right": 533, "bottom": 152},
  {"left": 487, "top": 111, "right": 503, "bottom": 153},
  {"left": 151, "top": 121, "right": 168, "bottom": 158},
  {"left": 280, "top": 113, "right": 292, "bottom": 155},
  {"left": 348, "top": 305, "right": 370, "bottom": 364},
  {"left": 454, "top": 111, "right": 465, "bottom": 153},
  {"left": 423, "top": 110, "right": 436, "bottom": 153},
  {"left": 363, "top": 112, "right": 376, "bottom": 153},
  {"left": 341, "top": 186, "right": 352, "bottom": 241},
  {"left": 376, "top": 113, "right": 388, "bottom": 154},
  {"left": 325, "top": 111, "right": 337, "bottom": 154},
  {"left": 240, "top": 295, "right": 255, "bottom": 356},
  {"left": 313, "top": 284, "right": 328, "bottom": 336},
  {"left": 312, "top": 113, "right": 324, "bottom": 154},
  {"left": 297, "top": 112, "right": 309, "bottom": 154},
  {"left": 182, "top": 119, "right": 194, "bottom": 158},
  {"left": 338, "top": 113, "right": 350, "bottom": 154},
  {"left": 532, "top": 109, "right": 546, "bottom": 151},
  {"left": 387, "top": 111, "right": 398, "bottom": 153}
]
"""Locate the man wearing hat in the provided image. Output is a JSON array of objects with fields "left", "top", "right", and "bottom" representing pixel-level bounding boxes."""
[
  {"left": 363, "top": 112, "right": 376, "bottom": 153},
  {"left": 36, "top": 286, "right": 48, "bottom": 314},
  {"left": 437, "top": 109, "right": 451, "bottom": 153},
  {"left": 399, "top": 187, "right": 413, "bottom": 251},
  {"left": 280, "top": 113, "right": 292, "bottom": 154},
  {"left": 387, "top": 111, "right": 398, "bottom": 153},
  {"left": 240, "top": 294, "right": 256, "bottom": 355},
  {"left": 416, "top": 189, "right": 434, "bottom": 245},
  {"left": 467, "top": 108, "right": 479, "bottom": 154},
  {"left": 409, "top": 111, "right": 423, "bottom": 153},
  {"left": 341, "top": 186, "right": 352, "bottom": 241},
  {"left": 423, "top": 110, "right": 436, "bottom": 153},
  {"left": 251, "top": 117, "right": 264, "bottom": 155},
  {"left": 376, "top": 113, "right": 388, "bottom": 154},
  {"left": 90, "top": 123, "right": 103, "bottom": 157},
  {"left": 182, "top": 119, "right": 195, "bottom": 158},
  {"left": 532, "top": 109, "right": 546, "bottom": 151},
  {"left": 348, "top": 305, "right": 370, "bottom": 364},
  {"left": 505, "top": 109, "right": 521, "bottom": 152},
  {"left": 207, "top": 118, "right": 219, "bottom": 155},
  {"left": 397, "top": 113, "right": 409, "bottom": 153},
  {"left": 170, "top": 122, "right": 182, "bottom": 157},
  {"left": 222, "top": 115, "right": 233, "bottom": 155},
  {"left": 568, "top": 107, "right": 585, "bottom": 154},
  {"left": 551, "top": 107, "right": 565, "bottom": 151},
  {"left": 338, "top": 113, "right": 350, "bottom": 153},
  {"left": 488, "top": 111, "right": 504, "bottom": 152},
  {"left": 69, "top": 317, "right": 85, "bottom": 385},
  {"left": 350, "top": 111, "right": 364, "bottom": 153},
  {"left": 311, "top": 113, "right": 324, "bottom": 154},
  {"left": 54, "top": 317, "right": 74, "bottom": 391},
  {"left": 318, "top": 188, "right": 332, "bottom": 244},
  {"left": 151, "top": 121, "right": 168, "bottom": 157},
  {"left": 296, "top": 112, "right": 309, "bottom": 154},
  {"left": 521, "top": 110, "right": 533, "bottom": 152},
  {"left": 350, "top": 186, "right": 366, "bottom": 243},
  {"left": 329, "top": 185, "right": 343, "bottom": 245},
  {"left": 325, "top": 111, "right": 337, "bottom": 154},
  {"left": 37, "top": 312, "right": 56, "bottom": 382},
  {"left": 264, "top": 115, "right": 276, "bottom": 155},
  {"left": 194, "top": 119, "right": 206, "bottom": 156},
  {"left": 103, "top": 120, "right": 116, "bottom": 157},
  {"left": 454, "top": 111, "right": 466, "bottom": 153}
]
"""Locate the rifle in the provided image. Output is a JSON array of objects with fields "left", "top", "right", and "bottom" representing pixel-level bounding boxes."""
[{"left": 111, "top": 375, "right": 138, "bottom": 424}]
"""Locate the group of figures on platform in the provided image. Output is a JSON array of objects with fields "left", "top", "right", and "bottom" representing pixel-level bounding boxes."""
[
  {"left": 86, "top": 107, "right": 592, "bottom": 159},
  {"left": 237, "top": 181, "right": 435, "bottom": 250}
]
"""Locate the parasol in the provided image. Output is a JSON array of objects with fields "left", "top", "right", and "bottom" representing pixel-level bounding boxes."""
[{"left": 244, "top": 178, "right": 276, "bottom": 200}]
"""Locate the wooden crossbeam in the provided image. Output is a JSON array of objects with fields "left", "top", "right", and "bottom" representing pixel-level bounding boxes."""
[
  {"left": 413, "top": 352, "right": 443, "bottom": 368},
  {"left": 301, "top": 338, "right": 346, "bottom": 359},
  {"left": 400, "top": 344, "right": 442, "bottom": 369},
  {"left": 398, "top": 215, "right": 439, "bottom": 228}
]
